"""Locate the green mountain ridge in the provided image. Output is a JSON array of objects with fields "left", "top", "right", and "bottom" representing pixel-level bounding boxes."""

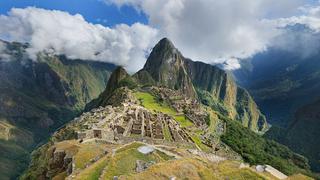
[
  {"left": 0, "top": 40, "right": 116, "bottom": 179},
  {"left": 266, "top": 99, "right": 320, "bottom": 173},
  {"left": 234, "top": 47, "right": 320, "bottom": 172}
]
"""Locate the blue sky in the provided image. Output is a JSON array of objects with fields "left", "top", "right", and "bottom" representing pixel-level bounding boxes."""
[
  {"left": 0, "top": 0, "right": 148, "bottom": 26},
  {"left": 1, "top": 0, "right": 320, "bottom": 72}
]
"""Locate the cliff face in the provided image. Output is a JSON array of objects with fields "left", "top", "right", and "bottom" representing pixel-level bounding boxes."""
[
  {"left": 139, "top": 38, "right": 197, "bottom": 98},
  {"left": 0, "top": 40, "right": 115, "bottom": 179},
  {"left": 136, "top": 38, "right": 268, "bottom": 132}
]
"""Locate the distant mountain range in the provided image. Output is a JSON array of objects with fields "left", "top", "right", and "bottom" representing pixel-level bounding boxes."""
[
  {"left": 234, "top": 42, "right": 320, "bottom": 172},
  {"left": 0, "top": 40, "right": 115, "bottom": 179}
]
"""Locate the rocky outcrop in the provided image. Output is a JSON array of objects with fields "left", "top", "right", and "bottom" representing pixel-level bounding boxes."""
[
  {"left": 85, "top": 67, "right": 132, "bottom": 110},
  {"left": 47, "top": 148, "right": 73, "bottom": 177},
  {"left": 137, "top": 38, "right": 197, "bottom": 98}
]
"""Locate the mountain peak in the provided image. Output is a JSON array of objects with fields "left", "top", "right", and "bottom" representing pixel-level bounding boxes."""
[
  {"left": 139, "top": 38, "right": 197, "bottom": 98},
  {"left": 157, "top": 37, "right": 175, "bottom": 48},
  {"left": 106, "top": 66, "right": 129, "bottom": 91},
  {"left": 149, "top": 38, "right": 177, "bottom": 59}
]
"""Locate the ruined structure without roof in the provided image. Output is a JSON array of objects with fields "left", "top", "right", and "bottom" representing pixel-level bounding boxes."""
[{"left": 74, "top": 102, "right": 192, "bottom": 145}]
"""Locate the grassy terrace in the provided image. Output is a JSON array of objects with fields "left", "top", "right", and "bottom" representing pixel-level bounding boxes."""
[
  {"left": 134, "top": 91, "right": 213, "bottom": 151},
  {"left": 122, "top": 158, "right": 269, "bottom": 179},
  {"left": 74, "top": 155, "right": 109, "bottom": 180},
  {"left": 102, "top": 142, "right": 173, "bottom": 179},
  {"left": 74, "top": 143, "right": 107, "bottom": 169},
  {"left": 133, "top": 91, "right": 193, "bottom": 127}
]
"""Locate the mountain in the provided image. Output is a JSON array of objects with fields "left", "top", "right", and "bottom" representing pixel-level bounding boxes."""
[
  {"left": 136, "top": 38, "right": 197, "bottom": 98},
  {"left": 21, "top": 39, "right": 312, "bottom": 179},
  {"left": 285, "top": 100, "right": 320, "bottom": 172},
  {"left": 234, "top": 48, "right": 320, "bottom": 127},
  {"left": 136, "top": 38, "right": 268, "bottom": 132},
  {"left": 234, "top": 45, "right": 320, "bottom": 172},
  {"left": 0, "top": 40, "right": 115, "bottom": 179},
  {"left": 266, "top": 99, "right": 320, "bottom": 172}
]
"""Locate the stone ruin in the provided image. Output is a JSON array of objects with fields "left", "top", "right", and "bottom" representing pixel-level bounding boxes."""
[
  {"left": 74, "top": 102, "right": 191, "bottom": 144},
  {"left": 47, "top": 148, "right": 73, "bottom": 178}
]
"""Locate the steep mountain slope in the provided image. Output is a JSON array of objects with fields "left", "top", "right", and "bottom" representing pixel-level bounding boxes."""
[
  {"left": 266, "top": 99, "right": 320, "bottom": 172},
  {"left": 234, "top": 46, "right": 320, "bottom": 172},
  {"left": 137, "top": 38, "right": 197, "bottom": 98},
  {"left": 136, "top": 38, "right": 268, "bottom": 132},
  {"left": 184, "top": 59, "right": 268, "bottom": 132},
  {"left": 285, "top": 100, "right": 320, "bottom": 172},
  {"left": 234, "top": 48, "right": 320, "bottom": 127},
  {"left": 85, "top": 66, "right": 134, "bottom": 110},
  {"left": 23, "top": 66, "right": 312, "bottom": 179},
  {"left": 0, "top": 40, "right": 115, "bottom": 179}
]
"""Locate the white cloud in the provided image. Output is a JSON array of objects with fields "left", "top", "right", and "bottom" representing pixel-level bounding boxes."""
[
  {"left": 0, "top": 41, "right": 11, "bottom": 62},
  {"left": 0, "top": 7, "right": 158, "bottom": 72},
  {"left": 1, "top": 1, "right": 319, "bottom": 72},
  {"left": 262, "top": 4, "right": 320, "bottom": 58},
  {"left": 221, "top": 58, "right": 241, "bottom": 71},
  {"left": 106, "top": 0, "right": 309, "bottom": 70}
]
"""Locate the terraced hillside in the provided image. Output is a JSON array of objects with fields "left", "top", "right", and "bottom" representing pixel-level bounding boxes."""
[{"left": 22, "top": 85, "right": 313, "bottom": 179}]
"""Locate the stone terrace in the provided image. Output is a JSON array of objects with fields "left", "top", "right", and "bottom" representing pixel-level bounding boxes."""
[{"left": 72, "top": 102, "right": 192, "bottom": 145}]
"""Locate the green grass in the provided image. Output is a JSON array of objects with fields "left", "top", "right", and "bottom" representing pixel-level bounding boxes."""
[
  {"left": 206, "top": 109, "right": 219, "bottom": 134},
  {"left": 217, "top": 161, "right": 268, "bottom": 180},
  {"left": 102, "top": 142, "right": 173, "bottom": 179},
  {"left": 74, "top": 156, "right": 109, "bottom": 180},
  {"left": 190, "top": 133, "right": 211, "bottom": 152},
  {"left": 74, "top": 144, "right": 106, "bottom": 169},
  {"left": 163, "top": 123, "right": 173, "bottom": 141},
  {"left": 134, "top": 91, "right": 193, "bottom": 127}
]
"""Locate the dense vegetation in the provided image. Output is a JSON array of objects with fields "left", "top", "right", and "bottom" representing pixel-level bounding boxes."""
[
  {"left": 0, "top": 41, "right": 115, "bottom": 179},
  {"left": 220, "top": 116, "right": 312, "bottom": 176}
]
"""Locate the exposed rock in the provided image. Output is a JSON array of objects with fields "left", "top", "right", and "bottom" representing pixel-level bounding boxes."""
[
  {"left": 136, "top": 38, "right": 197, "bottom": 98},
  {"left": 184, "top": 59, "right": 268, "bottom": 132},
  {"left": 137, "top": 145, "right": 155, "bottom": 154},
  {"left": 135, "top": 160, "right": 155, "bottom": 173}
]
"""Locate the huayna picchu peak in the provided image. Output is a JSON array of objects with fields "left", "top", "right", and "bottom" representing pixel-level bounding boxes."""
[
  {"left": 137, "top": 37, "right": 197, "bottom": 98},
  {"left": 136, "top": 38, "right": 268, "bottom": 132},
  {"left": 21, "top": 38, "right": 314, "bottom": 180}
]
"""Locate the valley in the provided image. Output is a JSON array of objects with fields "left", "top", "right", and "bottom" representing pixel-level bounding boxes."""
[{"left": 0, "top": 40, "right": 116, "bottom": 179}]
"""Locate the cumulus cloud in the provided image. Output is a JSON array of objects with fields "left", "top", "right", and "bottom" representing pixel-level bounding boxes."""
[
  {"left": 0, "top": 41, "right": 11, "bottom": 62},
  {"left": 1, "top": 1, "right": 319, "bottom": 72},
  {"left": 106, "top": 0, "right": 309, "bottom": 70},
  {"left": 0, "top": 7, "right": 158, "bottom": 72},
  {"left": 221, "top": 58, "right": 241, "bottom": 71},
  {"left": 262, "top": 4, "right": 320, "bottom": 58}
]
